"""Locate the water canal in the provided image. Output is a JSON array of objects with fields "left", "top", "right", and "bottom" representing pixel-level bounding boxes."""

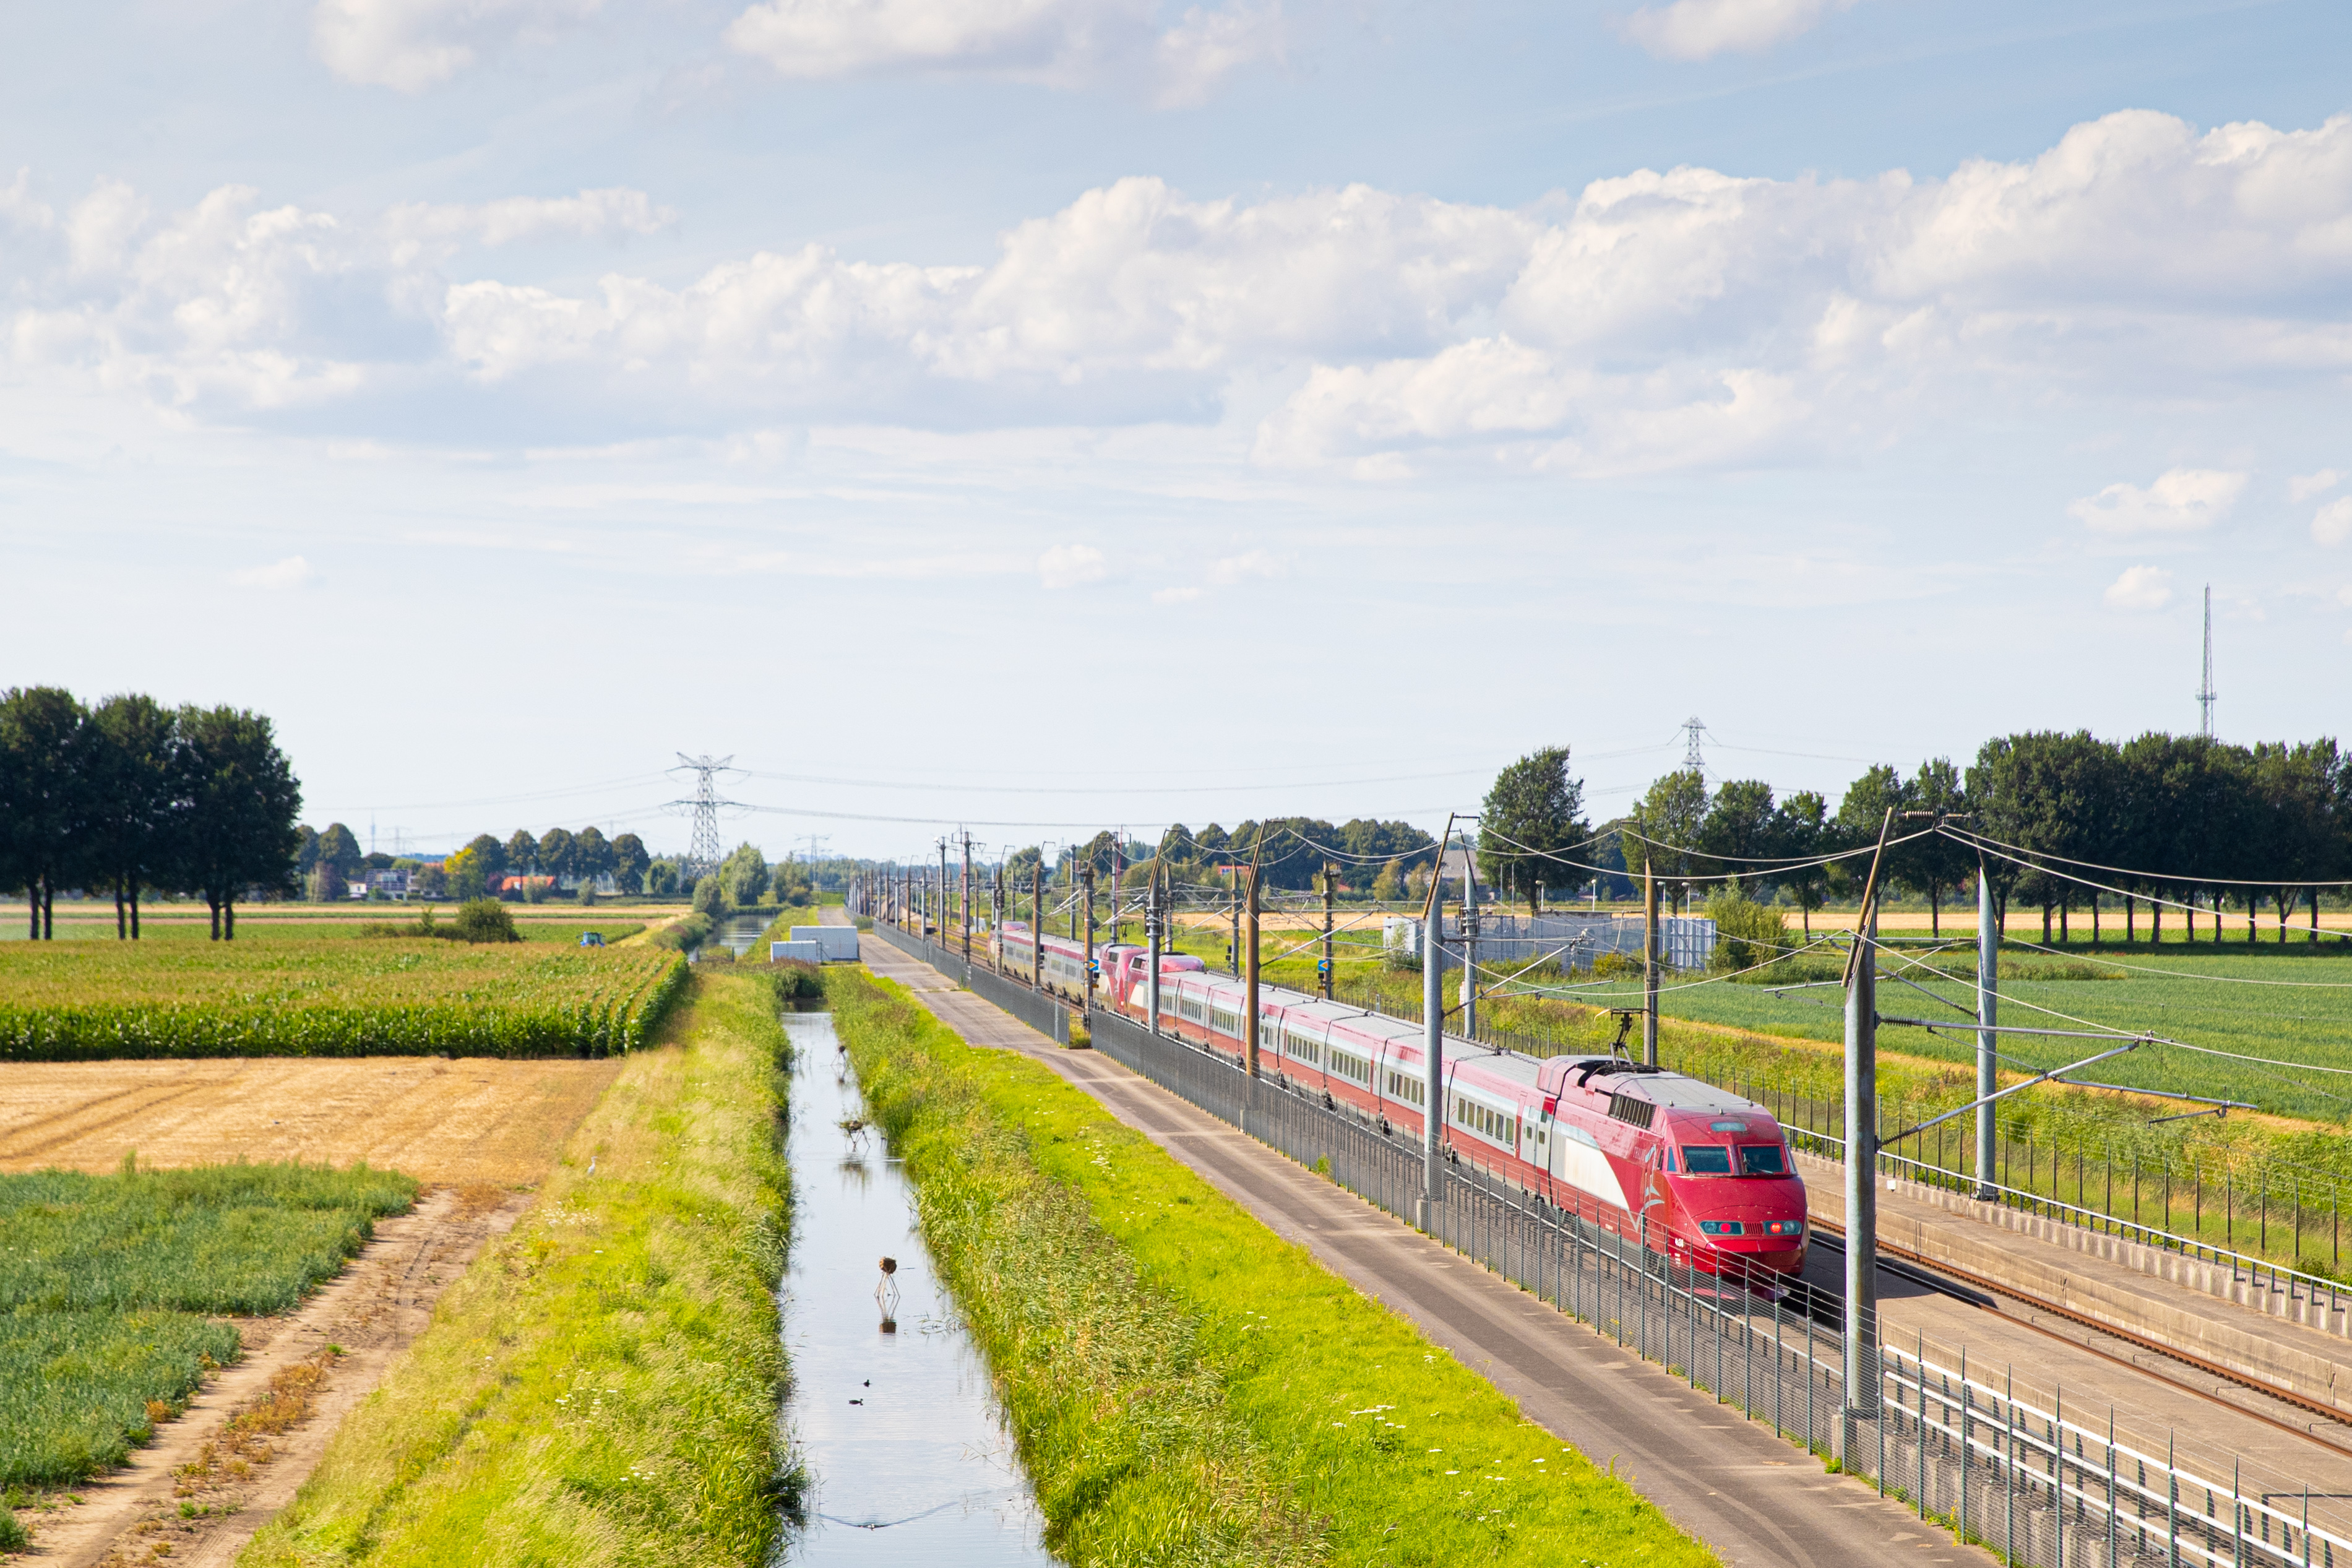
[{"left": 776, "top": 1010, "right": 1056, "bottom": 1566}]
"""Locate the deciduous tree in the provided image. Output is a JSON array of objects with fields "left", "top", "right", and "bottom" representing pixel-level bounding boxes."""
[{"left": 1479, "top": 746, "right": 1589, "bottom": 914}]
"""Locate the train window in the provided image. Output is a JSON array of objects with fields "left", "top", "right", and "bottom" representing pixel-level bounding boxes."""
[
  {"left": 1679, "top": 1146, "right": 1734, "bottom": 1176},
  {"left": 1739, "top": 1145, "right": 1788, "bottom": 1176}
]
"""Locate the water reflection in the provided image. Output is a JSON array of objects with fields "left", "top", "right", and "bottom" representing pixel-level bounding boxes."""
[{"left": 777, "top": 1013, "right": 1056, "bottom": 1566}]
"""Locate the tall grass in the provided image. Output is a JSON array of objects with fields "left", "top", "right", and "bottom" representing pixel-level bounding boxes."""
[
  {"left": 238, "top": 970, "right": 793, "bottom": 1568},
  {"left": 827, "top": 967, "right": 1716, "bottom": 1568},
  {"left": 0, "top": 1162, "right": 417, "bottom": 1485},
  {"left": 0, "top": 940, "right": 686, "bottom": 1060}
]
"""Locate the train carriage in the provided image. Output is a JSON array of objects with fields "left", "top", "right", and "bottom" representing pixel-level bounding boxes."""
[
  {"left": 1114, "top": 958, "right": 1806, "bottom": 1289},
  {"left": 981, "top": 922, "right": 1806, "bottom": 1288}
]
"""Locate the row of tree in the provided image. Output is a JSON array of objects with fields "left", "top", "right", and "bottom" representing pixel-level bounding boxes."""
[
  {"left": 437, "top": 827, "right": 655, "bottom": 902},
  {"left": 0, "top": 687, "right": 302, "bottom": 940},
  {"left": 981, "top": 819, "right": 1439, "bottom": 899},
  {"left": 1475, "top": 731, "right": 2350, "bottom": 940}
]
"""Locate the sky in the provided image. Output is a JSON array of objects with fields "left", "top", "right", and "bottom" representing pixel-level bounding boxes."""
[{"left": 5, "top": 0, "right": 2350, "bottom": 863}]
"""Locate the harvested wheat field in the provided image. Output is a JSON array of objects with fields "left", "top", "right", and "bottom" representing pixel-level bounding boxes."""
[{"left": 0, "top": 1057, "right": 622, "bottom": 1182}]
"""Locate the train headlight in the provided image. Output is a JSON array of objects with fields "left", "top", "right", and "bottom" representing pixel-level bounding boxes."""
[
  {"left": 1697, "top": 1220, "right": 1743, "bottom": 1236},
  {"left": 1764, "top": 1220, "right": 1804, "bottom": 1237}
]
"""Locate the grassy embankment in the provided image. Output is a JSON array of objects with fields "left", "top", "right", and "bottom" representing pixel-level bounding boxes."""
[
  {"left": 827, "top": 966, "right": 1715, "bottom": 1568},
  {"left": 237, "top": 967, "right": 795, "bottom": 1568},
  {"left": 0, "top": 939, "right": 684, "bottom": 1061},
  {"left": 1, "top": 1163, "right": 418, "bottom": 1498}
]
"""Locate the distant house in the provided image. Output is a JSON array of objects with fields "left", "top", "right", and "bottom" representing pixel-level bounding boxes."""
[
  {"left": 498, "top": 875, "right": 559, "bottom": 896},
  {"left": 348, "top": 869, "right": 412, "bottom": 900}
]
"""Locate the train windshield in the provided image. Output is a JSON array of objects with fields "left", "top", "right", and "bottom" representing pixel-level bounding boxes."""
[
  {"left": 1679, "top": 1146, "right": 1733, "bottom": 1175},
  {"left": 1739, "top": 1145, "right": 1788, "bottom": 1176}
]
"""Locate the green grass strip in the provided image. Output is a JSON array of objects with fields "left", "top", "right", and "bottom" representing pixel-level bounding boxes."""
[
  {"left": 827, "top": 967, "right": 1718, "bottom": 1568},
  {"left": 238, "top": 970, "right": 793, "bottom": 1568},
  {"left": 0, "top": 1161, "right": 418, "bottom": 1486}
]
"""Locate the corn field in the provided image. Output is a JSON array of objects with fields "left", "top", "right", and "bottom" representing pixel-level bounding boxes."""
[{"left": 0, "top": 940, "right": 687, "bottom": 1059}]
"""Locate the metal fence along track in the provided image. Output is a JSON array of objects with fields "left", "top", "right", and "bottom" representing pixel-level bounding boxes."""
[{"left": 869, "top": 918, "right": 1072, "bottom": 1045}]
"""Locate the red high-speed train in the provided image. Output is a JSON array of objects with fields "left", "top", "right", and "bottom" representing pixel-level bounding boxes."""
[{"left": 994, "top": 920, "right": 1807, "bottom": 1288}]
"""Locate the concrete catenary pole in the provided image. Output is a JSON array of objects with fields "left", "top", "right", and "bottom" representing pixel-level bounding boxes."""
[
  {"left": 1030, "top": 861, "right": 1043, "bottom": 993},
  {"left": 961, "top": 832, "right": 973, "bottom": 965},
  {"left": 1146, "top": 871, "right": 1163, "bottom": 1034},
  {"left": 1976, "top": 855, "right": 1999, "bottom": 1197},
  {"left": 1843, "top": 807, "right": 1897, "bottom": 1448},
  {"left": 1111, "top": 835, "right": 1124, "bottom": 946},
  {"left": 1321, "top": 862, "right": 1336, "bottom": 1001},
  {"left": 1081, "top": 867, "right": 1096, "bottom": 1012},
  {"left": 937, "top": 840, "right": 949, "bottom": 944},
  {"left": 1243, "top": 865, "right": 1262, "bottom": 1077},
  {"left": 1421, "top": 853, "right": 1446, "bottom": 1224},
  {"left": 1460, "top": 831, "right": 1480, "bottom": 1040},
  {"left": 1643, "top": 856, "right": 1660, "bottom": 1067},
  {"left": 1228, "top": 869, "right": 1241, "bottom": 976}
]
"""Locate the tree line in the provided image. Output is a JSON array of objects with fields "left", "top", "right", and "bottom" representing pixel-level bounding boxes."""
[
  {"left": 989, "top": 818, "right": 1439, "bottom": 898},
  {"left": 436, "top": 827, "right": 654, "bottom": 902},
  {"left": 1477, "top": 731, "right": 2349, "bottom": 941},
  {"left": 0, "top": 686, "right": 301, "bottom": 940}
]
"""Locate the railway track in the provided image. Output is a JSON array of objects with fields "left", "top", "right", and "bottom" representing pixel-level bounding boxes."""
[{"left": 1808, "top": 1223, "right": 2352, "bottom": 1457}]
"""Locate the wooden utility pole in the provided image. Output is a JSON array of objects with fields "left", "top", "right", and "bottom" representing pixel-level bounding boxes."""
[
  {"left": 1320, "top": 862, "right": 1336, "bottom": 1001},
  {"left": 1643, "top": 856, "right": 1660, "bottom": 1067}
]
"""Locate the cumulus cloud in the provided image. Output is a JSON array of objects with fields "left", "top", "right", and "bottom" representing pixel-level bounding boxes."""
[
  {"left": 2317, "top": 497, "right": 2352, "bottom": 546},
  {"left": 724, "top": 0, "right": 1279, "bottom": 100},
  {"left": 2292, "top": 468, "right": 2344, "bottom": 502},
  {"left": 1038, "top": 541, "right": 1108, "bottom": 587},
  {"left": 1, "top": 168, "right": 54, "bottom": 232},
  {"left": 1150, "top": 584, "right": 1202, "bottom": 603},
  {"left": 1206, "top": 548, "right": 1284, "bottom": 584},
  {"left": 2068, "top": 468, "right": 2247, "bottom": 535},
  {"left": 230, "top": 555, "right": 319, "bottom": 590},
  {"left": 312, "top": 0, "right": 601, "bottom": 91},
  {"left": 386, "top": 189, "right": 676, "bottom": 252},
  {"left": 11, "top": 107, "right": 2352, "bottom": 476},
  {"left": 2103, "top": 564, "right": 2173, "bottom": 611},
  {"left": 1619, "top": 0, "right": 1857, "bottom": 61}
]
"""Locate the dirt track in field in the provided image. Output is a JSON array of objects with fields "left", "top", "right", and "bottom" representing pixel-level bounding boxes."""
[
  {"left": 19, "top": 1184, "right": 530, "bottom": 1568},
  {"left": 0, "top": 1056, "right": 621, "bottom": 1181}
]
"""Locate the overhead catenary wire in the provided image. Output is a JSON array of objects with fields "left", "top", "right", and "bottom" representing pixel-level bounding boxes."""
[
  {"left": 1944, "top": 825, "right": 2352, "bottom": 890},
  {"left": 1955, "top": 832, "right": 2352, "bottom": 939}
]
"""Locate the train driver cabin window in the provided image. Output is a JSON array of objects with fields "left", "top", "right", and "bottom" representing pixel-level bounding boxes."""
[
  {"left": 1679, "top": 1145, "right": 1734, "bottom": 1176},
  {"left": 1740, "top": 1144, "right": 1787, "bottom": 1176}
]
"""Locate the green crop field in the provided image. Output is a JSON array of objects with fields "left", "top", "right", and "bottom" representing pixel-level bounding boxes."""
[
  {"left": 1578, "top": 949, "right": 2352, "bottom": 1124},
  {"left": 0, "top": 937, "right": 685, "bottom": 1061},
  {"left": 1, "top": 915, "right": 648, "bottom": 945},
  {"left": 0, "top": 1162, "right": 417, "bottom": 1484}
]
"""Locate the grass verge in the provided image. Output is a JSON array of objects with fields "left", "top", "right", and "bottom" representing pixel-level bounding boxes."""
[
  {"left": 0, "top": 1162, "right": 418, "bottom": 1487},
  {"left": 236, "top": 970, "right": 795, "bottom": 1568},
  {"left": 827, "top": 966, "right": 1716, "bottom": 1568}
]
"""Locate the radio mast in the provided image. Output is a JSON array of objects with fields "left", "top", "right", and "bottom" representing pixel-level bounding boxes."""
[{"left": 2196, "top": 587, "right": 2216, "bottom": 739}]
